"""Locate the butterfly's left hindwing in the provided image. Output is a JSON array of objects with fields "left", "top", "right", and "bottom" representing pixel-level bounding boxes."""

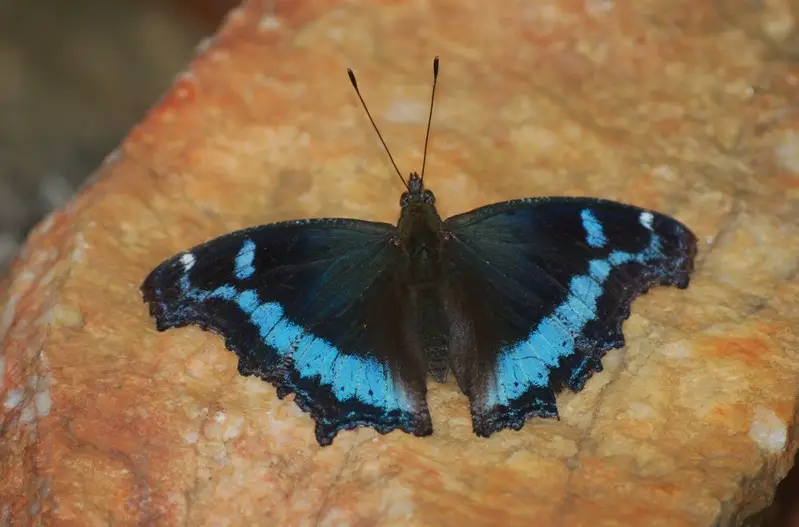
[
  {"left": 442, "top": 198, "right": 697, "bottom": 437},
  {"left": 141, "top": 219, "right": 433, "bottom": 445}
]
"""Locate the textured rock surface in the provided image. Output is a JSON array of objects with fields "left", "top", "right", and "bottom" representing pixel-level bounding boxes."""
[{"left": 2, "top": 0, "right": 799, "bottom": 525}]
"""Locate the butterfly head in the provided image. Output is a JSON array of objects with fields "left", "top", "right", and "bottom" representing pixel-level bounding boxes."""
[{"left": 401, "top": 172, "right": 435, "bottom": 207}]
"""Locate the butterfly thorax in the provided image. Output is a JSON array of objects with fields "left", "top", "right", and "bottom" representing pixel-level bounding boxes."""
[{"left": 396, "top": 174, "right": 445, "bottom": 287}]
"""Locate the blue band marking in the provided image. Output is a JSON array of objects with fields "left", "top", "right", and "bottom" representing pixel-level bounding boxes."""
[
  {"left": 580, "top": 209, "right": 607, "bottom": 248},
  {"left": 235, "top": 239, "right": 257, "bottom": 280},
  {"left": 175, "top": 270, "right": 410, "bottom": 413},
  {"left": 486, "top": 232, "right": 664, "bottom": 408}
]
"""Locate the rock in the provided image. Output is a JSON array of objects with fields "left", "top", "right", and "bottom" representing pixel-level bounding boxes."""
[{"left": 2, "top": 1, "right": 799, "bottom": 525}]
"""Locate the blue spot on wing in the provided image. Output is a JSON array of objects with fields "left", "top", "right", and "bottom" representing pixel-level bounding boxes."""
[
  {"left": 332, "top": 355, "right": 361, "bottom": 399},
  {"left": 580, "top": 209, "right": 607, "bottom": 248},
  {"left": 486, "top": 348, "right": 548, "bottom": 407},
  {"left": 206, "top": 285, "right": 238, "bottom": 301},
  {"left": 234, "top": 239, "right": 256, "bottom": 280},
  {"left": 235, "top": 289, "right": 261, "bottom": 313},
  {"left": 358, "top": 360, "right": 393, "bottom": 408}
]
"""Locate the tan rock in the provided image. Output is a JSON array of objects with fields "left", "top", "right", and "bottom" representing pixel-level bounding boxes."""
[{"left": 2, "top": 1, "right": 799, "bottom": 525}]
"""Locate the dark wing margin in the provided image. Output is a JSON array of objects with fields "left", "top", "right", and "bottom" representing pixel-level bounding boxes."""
[
  {"left": 141, "top": 218, "right": 433, "bottom": 445},
  {"left": 442, "top": 197, "right": 697, "bottom": 437}
]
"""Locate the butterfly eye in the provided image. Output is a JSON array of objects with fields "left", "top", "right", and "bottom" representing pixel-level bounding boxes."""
[
  {"left": 423, "top": 190, "right": 435, "bottom": 204},
  {"left": 400, "top": 192, "right": 411, "bottom": 206}
]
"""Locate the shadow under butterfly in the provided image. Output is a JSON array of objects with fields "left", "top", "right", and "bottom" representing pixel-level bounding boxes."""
[{"left": 141, "top": 58, "right": 698, "bottom": 446}]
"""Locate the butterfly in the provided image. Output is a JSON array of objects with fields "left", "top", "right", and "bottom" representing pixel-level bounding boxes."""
[{"left": 141, "top": 57, "right": 697, "bottom": 446}]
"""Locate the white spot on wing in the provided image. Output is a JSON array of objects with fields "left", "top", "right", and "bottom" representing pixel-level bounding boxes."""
[
  {"left": 639, "top": 212, "right": 654, "bottom": 231},
  {"left": 749, "top": 407, "right": 787, "bottom": 453},
  {"left": 180, "top": 252, "right": 196, "bottom": 271}
]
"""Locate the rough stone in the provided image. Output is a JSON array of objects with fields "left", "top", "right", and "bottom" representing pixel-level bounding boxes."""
[{"left": 2, "top": 0, "right": 799, "bottom": 525}]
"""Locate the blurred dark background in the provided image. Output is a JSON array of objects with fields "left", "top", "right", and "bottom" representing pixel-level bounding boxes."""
[
  {"left": 0, "top": 1, "right": 795, "bottom": 525},
  {"left": 0, "top": 0, "right": 234, "bottom": 269}
]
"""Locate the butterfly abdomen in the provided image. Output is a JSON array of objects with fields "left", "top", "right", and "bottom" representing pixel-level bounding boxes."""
[{"left": 406, "top": 284, "right": 450, "bottom": 383}]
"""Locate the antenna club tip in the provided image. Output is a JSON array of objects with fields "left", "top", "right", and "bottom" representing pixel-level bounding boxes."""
[
  {"left": 433, "top": 56, "right": 439, "bottom": 77},
  {"left": 347, "top": 68, "right": 358, "bottom": 88}
]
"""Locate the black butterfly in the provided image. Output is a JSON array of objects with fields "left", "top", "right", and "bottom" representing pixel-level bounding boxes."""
[{"left": 141, "top": 58, "right": 697, "bottom": 446}]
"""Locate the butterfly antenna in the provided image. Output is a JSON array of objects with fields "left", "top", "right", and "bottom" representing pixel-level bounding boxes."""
[
  {"left": 347, "top": 68, "right": 409, "bottom": 190},
  {"left": 420, "top": 56, "right": 439, "bottom": 184}
]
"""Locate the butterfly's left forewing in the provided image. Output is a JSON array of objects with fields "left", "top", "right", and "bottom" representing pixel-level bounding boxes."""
[
  {"left": 442, "top": 198, "right": 697, "bottom": 437},
  {"left": 141, "top": 219, "right": 432, "bottom": 445}
]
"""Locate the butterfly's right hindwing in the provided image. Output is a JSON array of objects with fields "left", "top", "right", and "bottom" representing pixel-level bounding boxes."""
[{"left": 141, "top": 219, "right": 432, "bottom": 445}]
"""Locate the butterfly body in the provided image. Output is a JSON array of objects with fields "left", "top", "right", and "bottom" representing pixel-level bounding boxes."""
[
  {"left": 393, "top": 174, "right": 452, "bottom": 383},
  {"left": 141, "top": 59, "right": 697, "bottom": 446}
]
